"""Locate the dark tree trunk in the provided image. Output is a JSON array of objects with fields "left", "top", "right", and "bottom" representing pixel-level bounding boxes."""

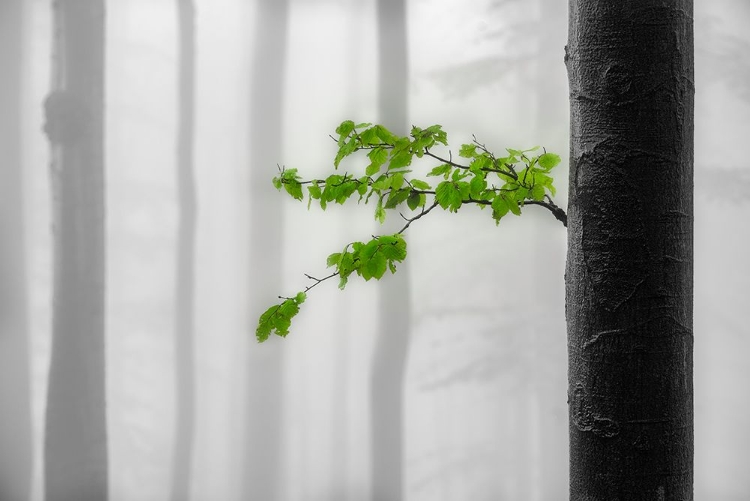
[
  {"left": 0, "top": 1, "right": 34, "bottom": 499},
  {"left": 243, "top": 0, "right": 288, "bottom": 498},
  {"left": 371, "top": 1, "right": 410, "bottom": 500},
  {"left": 170, "top": 1, "right": 197, "bottom": 500},
  {"left": 565, "top": 1, "right": 694, "bottom": 499},
  {"left": 44, "top": 1, "right": 108, "bottom": 500}
]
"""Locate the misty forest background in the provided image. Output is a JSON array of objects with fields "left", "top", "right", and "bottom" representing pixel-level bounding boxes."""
[{"left": 1, "top": 0, "right": 749, "bottom": 500}]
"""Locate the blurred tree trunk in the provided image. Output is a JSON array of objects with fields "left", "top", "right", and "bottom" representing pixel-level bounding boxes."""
[
  {"left": 170, "top": 1, "right": 197, "bottom": 500},
  {"left": 243, "top": 0, "right": 288, "bottom": 499},
  {"left": 566, "top": 1, "right": 694, "bottom": 498},
  {"left": 0, "top": 1, "right": 34, "bottom": 499},
  {"left": 372, "top": 1, "right": 410, "bottom": 500},
  {"left": 43, "top": 1, "right": 108, "bottom": 500},
  {"left": 330, "top": 3, "right": 368, "bottom": 498}
]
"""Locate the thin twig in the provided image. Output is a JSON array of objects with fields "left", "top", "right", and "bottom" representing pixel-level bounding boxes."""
[{"left": 397, "top": 200, "right": 439, "bottom": 234}]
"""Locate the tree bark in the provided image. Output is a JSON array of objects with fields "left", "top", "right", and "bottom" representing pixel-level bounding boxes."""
[
  {"left": 44, "top": 1, "right": 108, "bottom": 500},
  {"left": 243, "top": 0, "right": 288, "bottom": 498},
  {"left": 372, "top": 1, "right": 410, "bottom": 500},
  {"left": 0, "top": 0, "right": 34, "bottom": 498},
  {"left": 565, "top": 1, "right": 694, "bottom": 499},
  {"left": 170, "top": 1, "right": 197, "bottom": 500}
]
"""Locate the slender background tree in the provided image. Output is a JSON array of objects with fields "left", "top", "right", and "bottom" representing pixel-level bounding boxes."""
[
  {"left": 566, "top": 1, "right": 694, "bottom": 498},
  {"left": 371, "top": 1, "right": 411, "bottom": 500},
  {"left": 171, "top": 1, "right": 198, "bottom": 500},
  {"left": 243, "top": 0, "right": 289, "bottom": 498},
  {"left": 43, "top": 0, "right": 108, "bottom": 499},
  {"left": 0, "top": 0, "right": 34, "bottom": 498}
]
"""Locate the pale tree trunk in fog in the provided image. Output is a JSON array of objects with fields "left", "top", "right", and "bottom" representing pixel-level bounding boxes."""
[
  {"left": 566, "top": 1, "right": 693, "bottom": 498},
  {"left": 330, "top": 3, "right": 367, "bottom": 498},
  {"left": 170, "top": 1, "right": 197, "bottom": 500},
  {"left": 243, "top": 0, "right": 288, "bottom": 499},
  {"left": 372, "top": 1, "right": 410, "bottom": 500},
  {"left": 43, "top": 0, "right": 107, "bottom": 500},
  {"left": 532, "top": 0, "right": 567, "bottom": 498},
  {"left": 0, "top": 1, "right": 34, "bottom": 499}
]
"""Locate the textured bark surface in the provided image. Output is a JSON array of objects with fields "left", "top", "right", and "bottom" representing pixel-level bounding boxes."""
[
  {"left": 566, "top": 1, "right": 694, "bottom": 499},
  {"left": 44, "top": 1, "right": 108, "bottom": 500},
  {"left": 243, "top": 0, "right": 288, "bottom": 498},
  {"left": 170, "top": 1, "right": 197, "bottom": 500},
  {"left": 371, "top": 1, "right": 410, "bottom": 500},
  {"left": 0, "top": 1, "right": 34, "bottom": 499}
]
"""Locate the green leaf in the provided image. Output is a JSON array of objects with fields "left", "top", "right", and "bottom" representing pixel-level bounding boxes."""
[
  {"left": 436, "top": 181, "right": 464, "bottom": 212},
  {"left": 335, "top": 120, "right": 355, "bottom": 142},
  {"left": 360, "top": 126, "right": 383, "bottom": 146},
  {"left": 459, "top": 143, "right": 477, "bottom": 158},
  {"left": 326, "top": 252, "right": 341, "bottom": 268},
  {"left": 426, "top": 124, "right": 448, "bottom": 145},
  {"left": 334, "top": 179, "right": 358, "bottom": 204},
  {"left": 389, "top": 149, "right": 413, "bottom": 170},
  {"left": 338, "top": 251, "right": 356, "bottom": 286},
  {"left": 491, "top": 195, "right": 510, "bottom": 223},
  {"left": 407, "top": 191, "right": 421, "bottom": 210},
  {"left": 410, "top": 179, "right": 432, "bottom": 190},
  {"left": 507, "top": 195, "right": 521, "bottom": 215},
  {"left": 366, "top": 252, "right": 387, "bottom": 280},
  {"left": 338, "top": 275, "right": 349, "bottom": 289},
  {"left": 435, "top": 181, "right": 453, "bottom": 210},
  {"left": 375, "top": 197, "right": 386, "bottom": 223},
  {"left": 514, "top": 186, "right": 529, "bottom": 201},
  {"left": 545, "top": 177, "right": 557, "bottom": 196},
  {"left": 357, "top": 240, "right": 378, "bottom": 280},
  {"left": 284, "top": 181, "right": 304, "bottom": 201},
  {"left": 321, "top": 174, "right": 343, "bottom": 205},
  {"left": 385, "top": 188, "right": 411, "bottom": 209},
  {"left": 379, "top": 235, "right": 407, "bottom": 261},
  {"left": 334, "top": 138, "right": 358, "bottom": 168},
  {"left": 367, "top": 146, "right": 389, "bottom": 175},
  {"left": 530, "top": 184, "right": 546, "bottom": 201},
  {"left": 428, "top": 164, "right": 451, "bottom": 178},
  {"left": 308, "top": 182, "right": 322, "bottom": 199},
  {"left": 371, "top": 175, "right": 392, "bottom": 192},
  {"left": 451, "top": 168, "right": 469, "bottom": 182},
  {"left": 469, "top": 155, "right": 491, "bottom": 173},
  {"left": 374, "top": 125, "right": 396, "bottom": 144},
  {"left": 470, "top": 174, "right": 487, "bottom": 196},
  {"left": 390, "top": 172, "right": 405, "bottom": 191}
]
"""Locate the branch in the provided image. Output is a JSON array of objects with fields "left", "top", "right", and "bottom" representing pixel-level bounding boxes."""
[
  {"left": 398, "top": 200, "right": 440, "bottom": 234},
  {"left": 298, "top": 271, "right": 339, "bottom": 294},
  {"left": 261, "top": 120, "right": 569, "bottom": 341},
  {"left": 472, "top": 136, "right": 518, "bottom": 179},
  {"left": 523, "top": 198, "right": 568, "bottom": 227},
  {"left": 422, "top": 149, "right": 469, "bottom": 170},
  {"left": 462, "top": 195, "right": 567, "bottom": 226}
]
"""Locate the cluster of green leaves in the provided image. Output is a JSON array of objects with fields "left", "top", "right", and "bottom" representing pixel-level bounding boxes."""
[
  {"left": 327, "top": 234, "right": 407, "bottom": 289},
  {"left": 256, "top": 120, "right": 565, "bottom": 342},
  {"left": 256, "top": 292, "right": 306, "bottom": 342}
]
